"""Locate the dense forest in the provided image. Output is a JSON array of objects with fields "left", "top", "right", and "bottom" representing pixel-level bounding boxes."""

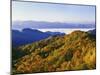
[{"left": 12, "top": 30, "right": 96, "bottom": 74}]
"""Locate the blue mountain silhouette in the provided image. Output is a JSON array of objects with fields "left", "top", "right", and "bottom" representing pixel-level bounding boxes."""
[{"left": 12, "top": 28, "right": 65, "bottom": 47}]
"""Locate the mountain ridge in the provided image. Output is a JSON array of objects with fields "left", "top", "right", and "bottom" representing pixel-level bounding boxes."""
[
  {"left": 12, "top": 21, "right": 95, "bottom": 30},
  {"left": 12, "top": 28, "right": 65, "bottom": 47}
]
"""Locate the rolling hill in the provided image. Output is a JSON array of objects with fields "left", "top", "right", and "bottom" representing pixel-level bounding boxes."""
[{"left": 12, "top": 30, "right": 96, "bottom": 74}]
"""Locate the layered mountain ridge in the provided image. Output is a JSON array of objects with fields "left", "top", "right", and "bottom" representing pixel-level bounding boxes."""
[{"left": 12, "top": 21, "right": 95, "bottom": 30}]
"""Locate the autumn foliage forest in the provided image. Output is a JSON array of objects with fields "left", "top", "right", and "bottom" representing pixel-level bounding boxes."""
[{"left": 12, "top": 30, "right": 96, "bottom": 74}]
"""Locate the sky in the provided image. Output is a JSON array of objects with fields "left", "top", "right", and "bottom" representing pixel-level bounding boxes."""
[{"left": 12, "top": 1, "right": 96, "bottom": 24}]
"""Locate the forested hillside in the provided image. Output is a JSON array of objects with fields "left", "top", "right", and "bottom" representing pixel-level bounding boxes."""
[{"left": 12, "top": 30, "right": 96, "bottom": 74}]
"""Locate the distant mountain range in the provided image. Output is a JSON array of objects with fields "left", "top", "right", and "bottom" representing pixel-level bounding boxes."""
[
  {"left": 12, "top": 21, "right": 95, "bottom": 30},
  {"left": 12, "top": 28, "right": 65, "bottom": 47}
]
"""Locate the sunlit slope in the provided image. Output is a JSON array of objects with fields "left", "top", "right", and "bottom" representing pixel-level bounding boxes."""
[{"left": 12, "top": 30, "right": 96, "bottom": 74}]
